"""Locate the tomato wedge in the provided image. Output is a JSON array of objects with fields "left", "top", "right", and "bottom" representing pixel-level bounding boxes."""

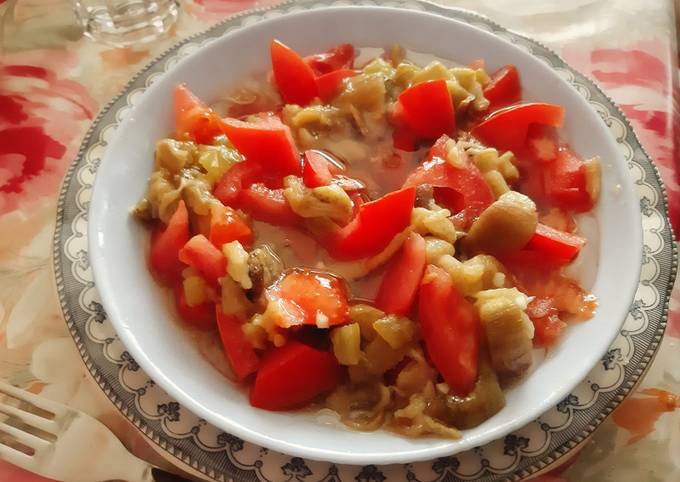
[
  {"left": 304, "top": 43, "right": 355, "bottom": 76},
  {"left": 503, "top": 256, "right": 597, "bottom": 319},
  {"left": 317, "top": 69, "right": 358, "bottom": 103},
  {"left": 472, "top": 103, "right": 565, "bottom": 153},
  {"left": 516, "top": 166, "right": 548, "bottom": 206},
  {"left": 271, "top": 39, "right": 318, "bottom": 106},
  {"left": 525, "top": 223, "right": 586, "bottom": 265},
  {"left": 375, "top": 233, "right": 426, "bottom": 316},
  {"left": 302, "top": 150, "right": 335, "bottom": 187},
  {"left": 483, "top": 65, "right": 521, "bottom": 111},
  {"left": 403, "top": 135, "right": 494, "bottom": 225},
  {"left": 174, "top": 84, "right": 223, "bottom": 144},
  {"left": 214, "top": 161, "right": 263, "bottom": 207},
  {"left": 178, "top": 234, "right": 227, "bottom": 286},
  {"left": 418, "top": 265, "right": 480, "bottom": 396},
  {"left": 394, "top": 79, "right": 455, "bottom": 139},
  {"left": 266, "top": 269, "right": 349, "bottom": 328},
  {"left": 523, "top": 123, "right": 559, "bottom": 164},
  {"left": 214, "top": 162, "right": 299, "bottom": 227},
  {"left": 526, "top": 297, "right": 566, "bottom": 347},
  {"left": 544, "top": 146, "right": 592, "bottom": 212},
  {"left": 250, "top": 341, "right": 341, "bottom": 410},
  {"left": 209, "top": 203, "right": 253, "bottom": 248},
  {"left": 322, "top": 187, "right": 416, "bottom": 261},
  {"left": 149, "top": 201, "right": 190, "bottom": 285},
  {"left": 239, "top": 184, "right": 300, "bottom": 226},
  {"left": 216, "top": 308, "right": 259, "bottom": 381},
  {"left": 392, "top": 127, "right": 418, "bottom": 152},
  {"left": 221, "top": 116, "right": 301, "bottom": 178},
  {"left": 173, "top": 284, "right": 215, "bottom": 331}
]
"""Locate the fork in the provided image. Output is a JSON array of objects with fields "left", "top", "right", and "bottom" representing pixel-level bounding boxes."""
[{"left": 0, "top": 380, "right": 192, "bottom": 482}]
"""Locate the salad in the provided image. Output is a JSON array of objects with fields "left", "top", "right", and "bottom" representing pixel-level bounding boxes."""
[{"left": 134, "top": 40, "right": 599, "bottom": 438}]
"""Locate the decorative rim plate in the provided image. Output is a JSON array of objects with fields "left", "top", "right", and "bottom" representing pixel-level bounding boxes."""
[{"left": 53, "top": 1, "right": 677, "bottom": 480}]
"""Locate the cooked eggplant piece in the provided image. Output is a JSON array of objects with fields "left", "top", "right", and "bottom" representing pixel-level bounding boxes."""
[
  {"left": 411, "top": 206, "right": 457, "bottom": 243},
  {"left": 441, "top": 354, "right": 505, "bottom": 429},
  {"left": 462, "top": 191, "right": 537, "bottom": 256},
  {"left": 424, "top": 237, "right": 456, "bottom": 264},
  {"left": 284, "top": 176, "right": 354, "bottom": 225},
  {"left": 475, "top": 288, "right": 534, "bottom": 383},
  {"left": 348, "top": 303, "right": 384, "bottom": 341},
  {"left": 372, "top": 315, "right": 416, "bottom": 349},
  {"left": 222, "top": 241, "right": 252, "bottom": 290},
  {"left": 331, "top": 323, "right": 361, "bottom": 365},
  {"left": 246, "top": 246, "right": 283, "bottom": 303},
  {"left": 326, "top": 382, "right": 391, "bottom": 431}
]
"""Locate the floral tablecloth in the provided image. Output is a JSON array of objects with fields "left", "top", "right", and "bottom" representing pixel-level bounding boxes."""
[{"left": 0, "top": 0, "right": 678, "bottom": 481}]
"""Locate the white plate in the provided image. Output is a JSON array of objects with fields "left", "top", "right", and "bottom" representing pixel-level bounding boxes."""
[{"left": 87, "top": 4, "right": 642, "bottom": 466}]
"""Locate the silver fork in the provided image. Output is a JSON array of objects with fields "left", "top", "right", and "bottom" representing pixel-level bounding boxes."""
[{"left": 0, "top": 380, "right": 192, "bottom": 482}]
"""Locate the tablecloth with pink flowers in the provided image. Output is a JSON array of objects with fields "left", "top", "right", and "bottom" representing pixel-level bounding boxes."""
[{"left": 0, "top": 0, "right": 678, "bottom": 480}]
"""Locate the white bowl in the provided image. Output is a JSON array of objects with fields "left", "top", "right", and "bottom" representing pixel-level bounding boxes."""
[{"left": 89, "top": 6, "right": 642, "bottom": 465}]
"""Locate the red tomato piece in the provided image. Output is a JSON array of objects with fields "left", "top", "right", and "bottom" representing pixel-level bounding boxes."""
[
  {"left": 250, "top": 341, "right": 341, "bottom": 411},
  {"left": 316, "top": 69, "right": 358, "bottom": 103},
  {"left": 517, "top": 166, "right": 548, "bottom": 206},
  {"left": 304, "top": 44, "right": 355, "bottom": 76},
  {"left": 472, "top": 103, "right": 565, "bottom": 153},
  {"left": 523, "top": 123, "right": 559, "bottom": 164},
  {"left": 498, "top": 249, "right": 563, "bottom": 273},
  {"left": 221, "top": 116, "right": 301, "bottom": 178},
  {"left": 178, "top": 234, "right": 227, "bottom": 286},
  {"left": 375, "top": 233, "right": 426, "bottom": 316},
  {"left": 525, "top": 223, "right": 586, "bottom": 265},
  {"left": 173, "top": 284, "right": 215, "bottom": 331},
  {"left": 216, "top": 308, "right": 259, "bottom": 381},
  {"left": 483, "top": 65, "right": 521, "bottom": 111},
  {"left": 175, "top": 84, "right": 204, "bottom": 130},
  {"left": 503, "top": 257, "right": 597, "bottom": 320},
  {"left": 270, "top": 39, "right": 318, "bottom": 106},
  {"left": 209, "top": 203, "right": 253, "bottom": 248},
  {"left": 322, "top": 187, "right": 416, "bottom": 261},
  {"left": 239, "top": 184, "right": 300, "bottom": 226},
  {"left": 392, "top": 127, "right": 418, "bottom": 152},
  {"left": 214, "top": 161, "right": 264, "bottom": 207},
  {"left": 266, "top": 269, "right": 349, "bottom": 328},
  {"left": 544, "top": 147, "right": 592, "bottom": 212},
  {"left": 149, "top": 201, "right": 190, "bottom": 285},
  {"left": 526, "top": 297, "right": 567, "bottom": 347},
  {"left": 302, "top": 150, "right": 335, "bottom": 187},
  {"left": 174, "top": 84, "right": 223, "bottom": 144},
  {"left": 394, "top": 80, "right": 455, "bottom": 139},
  {"left": 432, "top": 186, "right": 465, "bottom": 213},
  {"left": 418, "top": 265, "right": 480, "bottom": 396},
  {"left": 349, "top": 191, "right": 364, "bottom": 217},
  {"left": 403, "top": 135, "right": 494, "bottom": 225}
]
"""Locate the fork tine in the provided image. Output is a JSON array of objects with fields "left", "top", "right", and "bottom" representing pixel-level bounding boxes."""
[
  {"left": 0, "top": 402, "right": 58, "bottom": 435},
  {"left": 0, "top": 381, "right": 57, "bottom": 416},
  {"left": 0, "top": 440, "right": 33, "bottom": 468},
  {"left": 0, "top": 421, "right": 50, "bottom": 451}
]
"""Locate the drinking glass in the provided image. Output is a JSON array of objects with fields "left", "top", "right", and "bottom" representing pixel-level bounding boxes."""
[{"left": 73, "top": 0, "right": 180, "bottom": 47}]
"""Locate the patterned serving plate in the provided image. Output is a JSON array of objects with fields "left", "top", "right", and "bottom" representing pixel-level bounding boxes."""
[{"left": 53, "top": 1, "right": 677, "bottom": 480}]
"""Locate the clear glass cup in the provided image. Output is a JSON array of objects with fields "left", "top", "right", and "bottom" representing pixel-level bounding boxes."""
[{"left": 73, "top": 0, "right": 180, "bottom": 47}]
